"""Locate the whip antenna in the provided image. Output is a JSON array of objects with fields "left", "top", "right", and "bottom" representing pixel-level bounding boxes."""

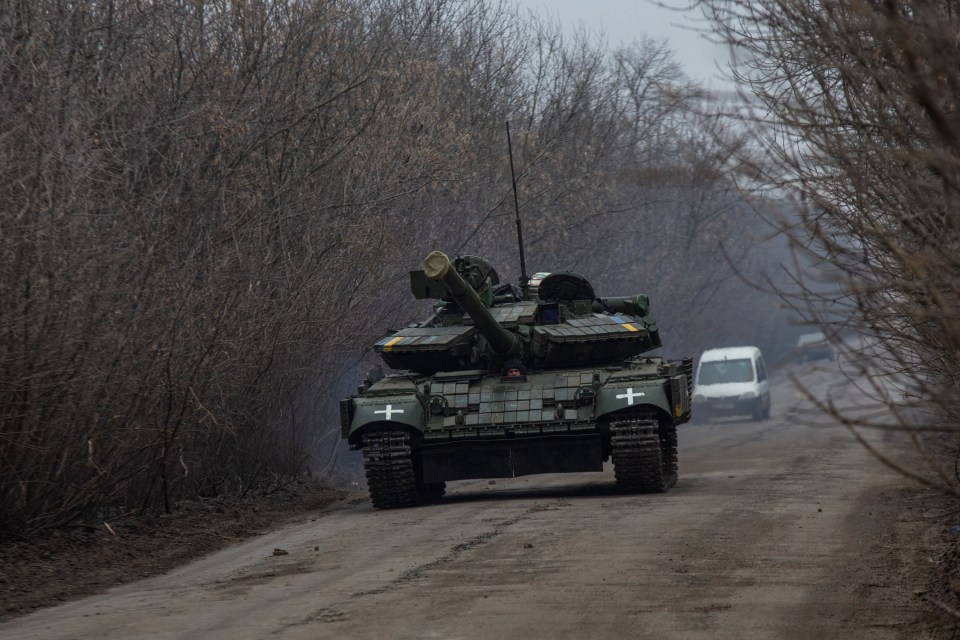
[{"left": 506, "top": 122, "right": 528, "bottom": 285}]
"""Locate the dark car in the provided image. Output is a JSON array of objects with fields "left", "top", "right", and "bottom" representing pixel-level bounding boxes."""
[{"left": 795, "top": 332, "right": 834, "bottom": 363}]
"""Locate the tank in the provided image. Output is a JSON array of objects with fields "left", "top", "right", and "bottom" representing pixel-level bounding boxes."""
[{"left": 340, "top": 251, "right": 693, "bottom": 508}]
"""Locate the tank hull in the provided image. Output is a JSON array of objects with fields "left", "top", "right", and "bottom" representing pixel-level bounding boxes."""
[
  {"left": 419, "top": 432, "right": 603, "bottom": 483},
  {"left": 342, "top": 357, "right": 692, "bottom": 506}
]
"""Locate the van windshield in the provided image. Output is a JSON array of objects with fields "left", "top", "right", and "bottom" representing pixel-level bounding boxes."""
[{"left": 697, "top": 359, "right": 755, "bottom": 385}]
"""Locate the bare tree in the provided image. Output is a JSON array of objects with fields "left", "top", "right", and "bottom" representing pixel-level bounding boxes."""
[
  {"left": 692, "top": 0, "right": 960, "bottom": 496},
  {"left": 0, "top": 0, "right": 779, "bottom": 539}
]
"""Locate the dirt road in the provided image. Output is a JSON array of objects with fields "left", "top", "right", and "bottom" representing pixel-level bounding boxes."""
[{"left": 1, "top": 365, "right": 931, "bottom": 639}]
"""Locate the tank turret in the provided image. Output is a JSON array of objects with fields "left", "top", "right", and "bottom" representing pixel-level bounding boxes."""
[
  {"left": 374, "top": 252, "right": 662, "bottom": 375},
  {"left": 422, "top": 251, "right": 521, "bottom": 358}
]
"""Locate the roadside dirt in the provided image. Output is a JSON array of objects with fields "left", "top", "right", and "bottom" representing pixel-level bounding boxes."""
[
  {"left": 913, "top": 488, "right": 960, "bottom": 638},
  {"left": 0, "top": 481, "right": 364, "bottom": 621},
  {"left": 2, "top": 363, "right": 959, "bottom": 638}
]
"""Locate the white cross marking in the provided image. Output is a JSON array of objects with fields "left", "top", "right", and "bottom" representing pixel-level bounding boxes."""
[
  {"left": 616, "top": 388, "right": 645, "bottom": 405},
  {"left": 374, "top": 404, "right": 405, "bottom": 420}
]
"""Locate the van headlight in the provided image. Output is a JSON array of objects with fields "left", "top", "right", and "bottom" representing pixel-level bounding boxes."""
[
  {"left": 739, "top": 391, "right": 758, "bottom": 400},
  {"left": 693, "top": 393, "right": 705, "bottom": 403}
]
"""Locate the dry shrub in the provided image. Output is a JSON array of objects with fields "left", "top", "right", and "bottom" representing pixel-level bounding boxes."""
[{"left": 0, "top": 0, "right": 780, "bottom": 538}]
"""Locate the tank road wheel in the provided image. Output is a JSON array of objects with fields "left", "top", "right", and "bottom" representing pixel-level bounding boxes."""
[
  {"left": 659, "top": 421, "right": 678, "bottom": 489},
  {"left": 362, "top": 430, "right": 420, "bottom": 509},
  {"left": 611, "top": 414, "right": 666, "bottom": 493}
]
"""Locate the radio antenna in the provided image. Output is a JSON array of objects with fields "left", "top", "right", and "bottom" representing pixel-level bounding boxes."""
[{"left": 506, "top": 122, "right": 528, "bottom": 286}]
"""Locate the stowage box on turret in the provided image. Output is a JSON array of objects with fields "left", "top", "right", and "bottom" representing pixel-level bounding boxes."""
[{"left": 340, "top": 251, "right": 692, "bottom": 508}]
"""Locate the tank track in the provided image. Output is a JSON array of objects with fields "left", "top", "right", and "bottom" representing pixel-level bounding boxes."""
[
  {"left": 362, "top": 430, "right": 420, "bottom": 509},
  {"left": 611, "top": 414, "right": 667, "bottom": 493},
  {"left": 659, "top": 422, "right": 678, "bottom": 489}
]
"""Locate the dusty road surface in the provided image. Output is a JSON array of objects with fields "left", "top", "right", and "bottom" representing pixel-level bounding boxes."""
[{"left": 2, "top": 365, "right": 932, "bottom": 639}]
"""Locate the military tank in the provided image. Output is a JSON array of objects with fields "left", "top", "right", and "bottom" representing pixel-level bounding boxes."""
[{"left": 340, "top": 251, "right": 692, "bottom": 508}]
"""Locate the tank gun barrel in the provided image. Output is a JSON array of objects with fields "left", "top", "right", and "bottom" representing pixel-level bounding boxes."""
[{"left": 423, "top": 251, "right": 521, "bottom": 357}]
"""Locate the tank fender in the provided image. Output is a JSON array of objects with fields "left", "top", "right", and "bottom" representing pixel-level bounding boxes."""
[
  {"left": 596, "top": 382, "right": 671, "bottom": 418},
  {"left": 348, "top": 395, "right": 424, "bottom": 443}
]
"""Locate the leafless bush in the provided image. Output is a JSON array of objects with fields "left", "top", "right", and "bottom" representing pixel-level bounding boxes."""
[{"left": 0, "top": 0, "right": 779, "bottom": 538}]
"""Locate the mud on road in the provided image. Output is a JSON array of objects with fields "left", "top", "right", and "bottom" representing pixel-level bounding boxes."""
[{"left": 0, "top": 365, "right": 949, "bottom": 639}]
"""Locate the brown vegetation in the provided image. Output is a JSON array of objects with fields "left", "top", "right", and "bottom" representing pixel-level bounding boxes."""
[
  {"left": 1, "top": 0, "right": 788, "bottom": 541},
  {"left": 698, "top": 0, "right": 960, "bottom": 489}
]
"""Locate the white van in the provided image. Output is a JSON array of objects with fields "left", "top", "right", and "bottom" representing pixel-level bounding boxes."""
[{"left": 693, "top": 346, "right": 771, "bottom": 422}]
